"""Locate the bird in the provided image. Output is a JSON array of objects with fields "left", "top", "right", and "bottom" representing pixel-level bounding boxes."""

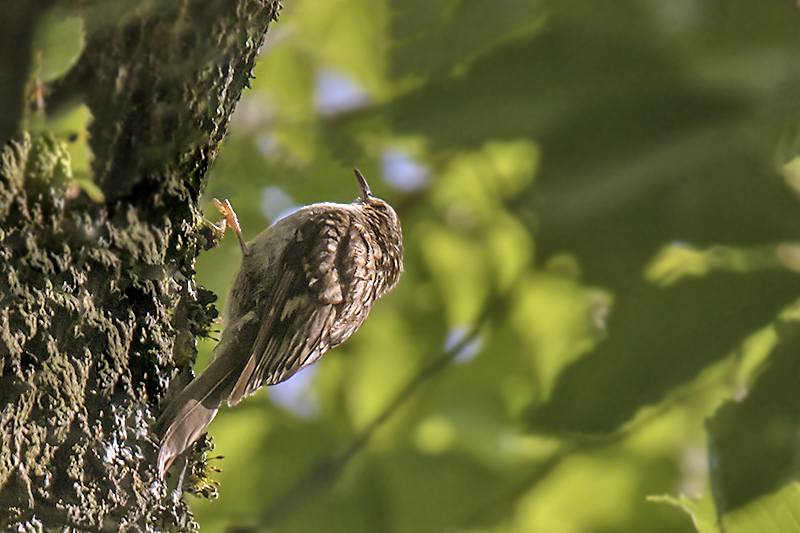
[{"left": 156, "top": 169, "right": 404, "bottom": 478}]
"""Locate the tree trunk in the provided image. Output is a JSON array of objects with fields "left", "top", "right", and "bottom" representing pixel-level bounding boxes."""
[{"left": 0, "top": 0, "right": 281, "bottom": 530}]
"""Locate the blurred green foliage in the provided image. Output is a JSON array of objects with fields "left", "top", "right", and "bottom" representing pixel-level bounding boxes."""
[{"left": 37, "top": 0, "right": 800, "bottom": 530}]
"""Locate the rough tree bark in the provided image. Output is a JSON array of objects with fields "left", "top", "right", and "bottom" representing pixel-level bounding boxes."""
[{"left": 0, "top": 0, "right": 281, "bottom": 530}]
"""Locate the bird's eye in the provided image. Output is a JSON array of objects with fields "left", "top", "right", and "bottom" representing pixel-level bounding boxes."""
[{"left": 373, "top": 202, "right": 388, "bottom": 213}]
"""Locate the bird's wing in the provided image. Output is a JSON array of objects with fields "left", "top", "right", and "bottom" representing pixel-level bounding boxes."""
[{"left": 227, "top": 210, "right": 351, "bottom": 406}]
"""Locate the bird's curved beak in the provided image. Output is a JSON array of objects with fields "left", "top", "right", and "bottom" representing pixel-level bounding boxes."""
[{"left": 354, "top": 168, "right": 372, "bottom": 201}]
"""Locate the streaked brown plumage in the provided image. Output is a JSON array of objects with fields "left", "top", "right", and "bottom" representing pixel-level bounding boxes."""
[{"left": 156, "top": 169, "right": 403, "bottom": 477}]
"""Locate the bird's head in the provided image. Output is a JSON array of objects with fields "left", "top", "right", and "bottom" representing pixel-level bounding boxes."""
[{"left": 353, "top": 168, "right": 404, "bottom": 294}]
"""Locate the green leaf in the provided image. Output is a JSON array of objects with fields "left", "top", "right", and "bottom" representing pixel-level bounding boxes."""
[
  {"left": 650, "top": 493, "right": 720, "bottom": 533},
  {"left": 706, "top": 318, "right": 800, "bottom": 514},
  {"left": 390, "top": 0, "right": 545, "bottom": 81},
  {"left": 723, "top": 484, "right": 800, "bottom": 533},
  {"left": 528, "top": 272, "right": 800, "bottom": 435},
  {"left": 655, "top": 484, "right": 800, "bottom": 533},
  {"left": 33, "top": 10, "right": 84, "bottom": 83}
]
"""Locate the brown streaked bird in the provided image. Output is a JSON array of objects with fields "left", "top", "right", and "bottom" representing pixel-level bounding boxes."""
[{"left": 156, "top": 169, "right": 403, "bottom": 477}]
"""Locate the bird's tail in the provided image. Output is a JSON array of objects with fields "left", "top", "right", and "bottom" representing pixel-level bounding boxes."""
[{"left": 156, "top": 352, "right": 240, "bottom": 478}]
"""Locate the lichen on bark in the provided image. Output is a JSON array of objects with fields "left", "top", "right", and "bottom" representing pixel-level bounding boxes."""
[{"left": 0, "top": 0, "right": 281, "bottom": 530}]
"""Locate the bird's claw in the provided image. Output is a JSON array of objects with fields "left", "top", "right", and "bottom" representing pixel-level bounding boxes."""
[{"left": 209, "top": 198, "right": 247, "bottom": 253}]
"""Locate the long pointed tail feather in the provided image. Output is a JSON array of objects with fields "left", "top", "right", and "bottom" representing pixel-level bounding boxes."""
[{"left": 156, "top": 352, "right": 241, "bottom": 478}]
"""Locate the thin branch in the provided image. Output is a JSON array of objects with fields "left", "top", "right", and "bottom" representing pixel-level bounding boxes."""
[
  {"left": 257, "top": 301, "right": 497, "bottom": 528},
  {"left": 460, "top": 444, "right": 574, "bottom": 529}
]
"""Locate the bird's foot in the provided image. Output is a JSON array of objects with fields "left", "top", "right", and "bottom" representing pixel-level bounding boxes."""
[{"left": 208, "top": 198, "right": 247, "bottom": 253}]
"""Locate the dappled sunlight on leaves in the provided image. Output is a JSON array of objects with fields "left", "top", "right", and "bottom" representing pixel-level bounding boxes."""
[{"left": 185, "top": 0, "right": 800, "bottom": 531}]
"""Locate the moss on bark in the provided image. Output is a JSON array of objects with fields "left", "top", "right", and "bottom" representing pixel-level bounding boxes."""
[{"left": 0, "top": 0, "right": 280, "bottom": 530}]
